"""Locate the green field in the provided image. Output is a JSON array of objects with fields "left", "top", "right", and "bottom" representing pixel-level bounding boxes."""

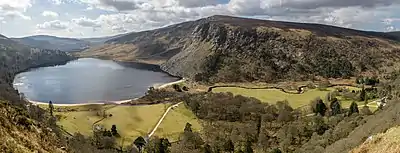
[
  {"left": 212, "top": 86, "right": 365, "bottom": 108},
  {"left": 54, "top": 103, "right": 201, "bottom": 145},
  {"left": 154, "top": 104, "right": 202, "bottom": 141},
  {"left": 212, "top": 87, "right": 334, "bottom": 108}
]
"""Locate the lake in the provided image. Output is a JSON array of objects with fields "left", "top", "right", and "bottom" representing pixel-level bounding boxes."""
[{"left": 13, "top": 58, "right": 179, "bottom": 104}]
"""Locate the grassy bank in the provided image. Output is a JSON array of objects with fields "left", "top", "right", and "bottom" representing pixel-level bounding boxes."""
[
  {"left": 43, "top": 103, "right": 201, "bottom": 146},
  {"left": 212, "top": 86, "right": 368, "bottom": 108},
  {"left": 212, "top": 87, "right": 334, "bottom": 108}
]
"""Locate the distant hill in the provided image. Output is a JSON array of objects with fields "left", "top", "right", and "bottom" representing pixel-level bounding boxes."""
[
  {"left": 12, "top": 35, "right": 90, "bottom": 52},
  {"left": 78, "top": 15, "right": 400, "bottom": 83},
  {"left": 80, "top": 34, "right": 126, "bottom": 46},
  {"left": 387, "top": 31, "right": 400, "bottom": 38},
  {"left": 0, "top": 34, "right": 7, "bottom": 39},
  {"left": 0, "top": 34, "right": 73, "bottom": 84},
  {"left": 12, "top": 34, "right": 124, "bottom": 52}
]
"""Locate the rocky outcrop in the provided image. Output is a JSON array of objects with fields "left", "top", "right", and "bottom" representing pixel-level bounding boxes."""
[{"left": 80, "top": 15, "right": 400, "bottom": 83}]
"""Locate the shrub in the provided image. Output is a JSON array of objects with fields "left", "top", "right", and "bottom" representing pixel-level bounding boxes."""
[
  {"left": 348, "top": 102, "right": 359, "bottom": 116},
  {"left": 173, "top": 84, "right": 182, "bottom": 92},
  {"left": 361, "top": 106, "right": 373, "bottom": 115}
]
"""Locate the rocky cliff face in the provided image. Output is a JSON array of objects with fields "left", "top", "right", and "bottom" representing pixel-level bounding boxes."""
[{"left": 79, "top": 15, "right": 400, "bottom": 83}]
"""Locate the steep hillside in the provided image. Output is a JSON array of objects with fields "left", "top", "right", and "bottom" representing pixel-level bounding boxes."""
[
  {"left": 0, "top": 102, "right": 65, "bottom": 153},
  {"left": 78, "top": 15, "right": 400, "bottom": 83},
  {"left": 12, "top": 35, "right": 90, "bottom": 52},
  {"left": 0, "top": 35, "right": 73, "bottom": 152},
  {"left": 350, "top": 126, "right": 400, "bottom": 153}
]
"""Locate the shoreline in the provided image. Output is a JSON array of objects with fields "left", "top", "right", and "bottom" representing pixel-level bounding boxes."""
[
  {"left": 27, "top": 78, "right": 186, "bottom": 107},
  {"left": 16, "top": 57, "right": 186, "bottom": 107},
  {"left": 28, "top": 99, "right": 135, "bottom": 106},
  {"left": 154, "top": 78, "right": 186, "bottom": 89}
]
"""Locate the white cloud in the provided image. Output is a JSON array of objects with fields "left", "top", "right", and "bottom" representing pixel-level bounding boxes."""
[
  {"left": 176, "top": 0, "right": 219, "bottom": 8},
  {"left": 386, "top": 26, "right": 395, "bottom": 31},
  {"left": 383, "top": 18, "right": 400, "bottom": 25},
  {"left": 50, "top": 0, "right": 399, "bottom": 38},
  {"left": 48, "top": 0, "right": 79, "bottom": 5},
  {"left": 4, "top": 11, "right": 31, "bottom": 20},
  {"left": 0, "top": 0, "right": 32, "bottom": 11},
  {"left": 42, "top": 11, "right": 59, "bottom": 18},
  {"left": 3, "top": 0, "right": 400, "bottom": 38},
  {"left": 49, "top": 0, "right": 62, "bottom": 5},
  {"left": 228, "top": 0, "right": 265, "bottom": 16},
  {"left": 37, "top": 20, "right": 69, "bottom": 30},
  {"left": 111, "top": 25, "right": 126, "bottom": 32},
  {"left": 322, "top": 7, "right": 381, "bottom": 28},
  {"left": 0, "top": 0, "right": 32, "bottom": 21},
  {"left": 72, "top": 17, "right": 101, "bottom": 28}
]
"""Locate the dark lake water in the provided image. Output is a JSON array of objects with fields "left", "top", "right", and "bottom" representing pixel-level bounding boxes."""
[{"left": 13, "top": 58, "right": 179, "bottom": 104}]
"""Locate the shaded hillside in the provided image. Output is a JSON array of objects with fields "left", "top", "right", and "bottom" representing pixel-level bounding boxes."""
[
  {"left": 387, "top": 31, "right": 400, "bottom": 39},
  {"left": 78, "top": 15, "right": 400, "bottom": 83},
  {"left": 12, "top": 35, "right": 90, "bottom": 52},
  {"left": 0, "top": 102, "right": 65, "bottom": 153},
  {"left": 0, "top": 34, "right": 73, "bottom": 109},
  {"left": 0, "top": 36, "right": 74, "bottom": 86},
  {"left": 0, "top": 35, "right": 74, "bottom": 152}
]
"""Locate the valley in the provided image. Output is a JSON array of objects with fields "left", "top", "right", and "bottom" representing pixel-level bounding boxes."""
[{"left": 1, "top": 15, "right": 400, "bottom": 153}]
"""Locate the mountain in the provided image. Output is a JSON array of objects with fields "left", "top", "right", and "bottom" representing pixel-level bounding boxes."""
[
  {"left": 12, "top": 35, "right": 90, "bottom": 52},
  {"left": 78, "top": 15, "right": 400, "bottom": 83}
]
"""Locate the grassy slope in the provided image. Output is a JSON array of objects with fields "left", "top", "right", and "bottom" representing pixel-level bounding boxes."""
[
  {"left": 55, "top": 103, "right": 201, "bottom": 145},
  {"left": 212, "top": 87, "right": 336, "bottom": 108},
  {"left": 0, "top": 102, "right": 63, "bottom": 153},
  {"left": 212, "top": 86, "right": 369, "bottom": 108},
  {"left": 154, "top": 104, "right": 202, "bottom": 141},
  {"left": 350, "top": 126, "right": 400, "bottom": 153}
]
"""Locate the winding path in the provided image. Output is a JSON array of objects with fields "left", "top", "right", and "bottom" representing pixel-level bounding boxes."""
[
  {"left": 155, "top": 78, "right": 186, "bottom": 89},
  {"left": 147, "top": 102, "right": 183, "bottom": 138}
]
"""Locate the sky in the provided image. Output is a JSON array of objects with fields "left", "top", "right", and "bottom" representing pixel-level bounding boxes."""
[{"left": 1, "top": 0, "right": 400, "bottom": 38}]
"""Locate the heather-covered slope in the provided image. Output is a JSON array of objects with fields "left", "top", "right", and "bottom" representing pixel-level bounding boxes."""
[{"left": 78, "top": 15, "right": 400, "bottom": 83}]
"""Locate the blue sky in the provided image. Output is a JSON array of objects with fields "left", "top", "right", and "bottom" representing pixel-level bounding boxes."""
[{"left": 1, "top": 0, "right": 400, "bottom": 38}]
